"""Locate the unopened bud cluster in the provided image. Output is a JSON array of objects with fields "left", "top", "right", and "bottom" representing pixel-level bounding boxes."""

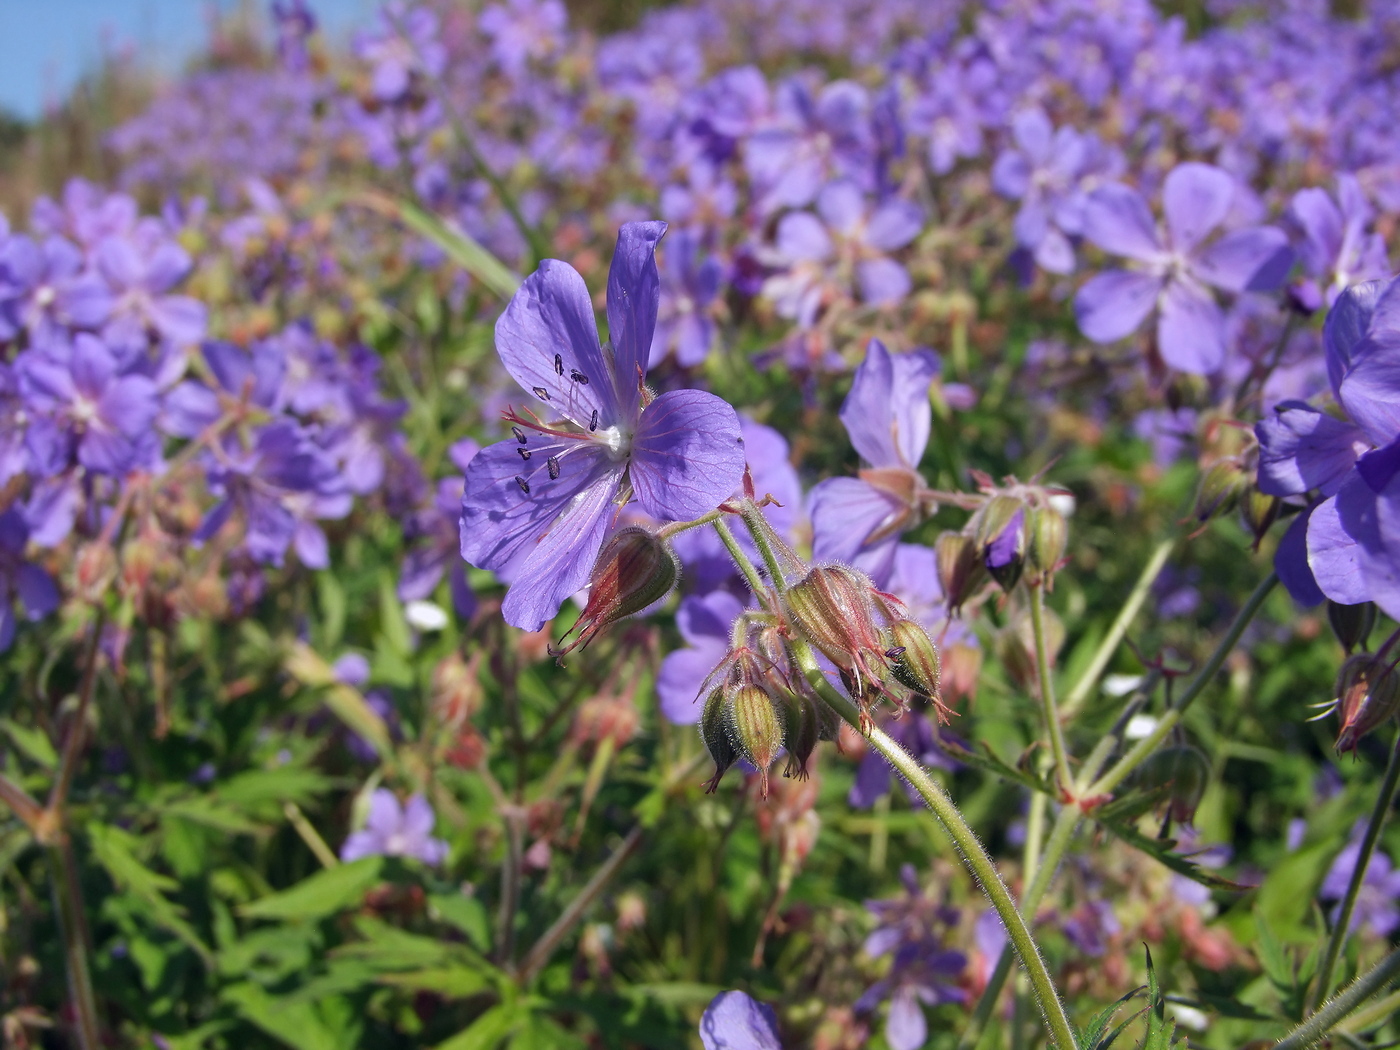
[{"left": 937, "top": 478, "right": 1073, "bottom": 606}]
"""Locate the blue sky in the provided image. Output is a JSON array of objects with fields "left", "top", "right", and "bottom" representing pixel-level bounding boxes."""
[{"left": 0, "top": 0, "right": 381, "bottom": 120}]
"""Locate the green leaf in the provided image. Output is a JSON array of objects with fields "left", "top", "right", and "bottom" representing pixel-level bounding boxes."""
[
  {"left": 938, "top": 737, "right": 1056, "bottom": 796},
  {"left": 86, "top": 822, "right": 214, "bottom": 968},
  {"left": 1076, "top": 987, "right": 1143, "bottom": 1050},
  {"left": 0, "top": 718, "right": 56, "bottom": 769},
  {"left": 217, "top": 767, "right": 335, "bottom": 809},
  {"left": 429, "top": 893, "right": 492, "bottom": 952},
  {"left": 239, "top": 856, "right": 383, "bottom": 922},
  {"left": 222, "top": 982, "right": 360, "bottom": 1050},
  {"left": 1091, "top": 816, "right": 1248, "bottom": 892},
  {"left": 317, "top": 573, "right": 347, "bottom": 651},
  {"left": 435, "top": 1004, "right": 525, "bottom": 1050},
  {"left": 333, "top": 916, "right": 456, "bottom": 969},
  {"left": 378, "top": 966, "right": 493, "bottom": 999},
  {"left": 393, "top": 199, "right": 522, "bottom": 301},
  {"left": 378, "top": 571, "right": 414, "bottom": 658},
  {"left": 161, "top": 797, "right": 264, "bottom": 836},
  {"left": 1252, "top": 906, "right": 1293, "bottom": 993},
  {"left": 1143, "top": 946, "right": 1177, "bottom": 1050}
]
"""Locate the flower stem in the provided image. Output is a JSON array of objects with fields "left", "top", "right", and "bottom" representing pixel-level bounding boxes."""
[
  {"left": 49, "top": 836, "right": 101, "bottom": 1050},
  {"left": 788, "top": 640, "right": 1079, "bottom": 1050},
  {"left": 516, "top": 825, "right": 644, "bottom": 985},
  {"left": 711, "top": 516, "right": 773, "bottom": 606},
  {"left": 1029, "top": 582, "right": 1073, "bottom": 796},
  {"left": 1276, "top": 946, "right": 1400, "bottom": 1050},
  {"left": 1060, "top": 538, "right": 1174, "bottom": 720},
  {"left": 1309, "top": 730, "right": 1400, "bottom": 1015},
  {"left": 1086, "top": 572, "right": 1277, "bottom": 800}
]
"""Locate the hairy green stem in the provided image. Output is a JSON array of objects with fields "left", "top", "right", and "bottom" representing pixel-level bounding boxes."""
[
  {"left": 1335, "top": 985, "right": 1400, "bottom": 1035},
  {"left": 1087, "top": 572, "right": 1277, "bottom": 799},
  {"left": 711, "top": 516, "right": 773, "bottom": 607},
  {"left": 1276, "top": 947, "right": 1400, "bottom": 1050},
  {"left": 50, "top": 837, "right": 101, "bottom": 1050},
  {"left": 789, "top": 640, "right": 1079, "bottom": 1050},
  {"left": 1060, "top": 539, "right": 1174, "bottom": 720},
  {"left": 1309, "top": 730, "right": 1400, "bottom": 1015},
  {"left": 958, "top": 727, "right": 1127, "bottom": 1049},
  {"left": 1029, "top": 584, "right": 1073, "bottom": 795}
]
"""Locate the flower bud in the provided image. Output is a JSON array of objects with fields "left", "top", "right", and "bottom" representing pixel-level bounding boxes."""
[
  {"left": 1238, "top": 489, "right": 1281, "bottom": 548},
  {"left": 1026, "top": 505, "right": 1068, "bottom": 584},
  {"left": 936, "top": 531, "right": 985, "bottom": 613},
  {"left": 783, "top": 565, "right": 883, "bottom": 672},
  {"left": 886, "top": 619, "right": 942, "bottom": 701},
  {"left": 728, "top": 684, "right": 785, "bottom": 797},
  {"left": 75, "top": 542, "right": 117, "bottom": 604},
  {"left": 1194, "top": 458, "right": 1249, "bottom": 523},
  {"left": 1334, "top": 654, "right": 1400, "bottom": 753},
  {"left": 779, "top": 688, "right": 822, "bottom": 781},
  {"left": 975, "top": 495, "right": 1027, "bottom": 593},
  {"left": 553, "top": 527, "right": 679, "bottom": 658},
  {"left": 941, "top": 641, "right": 983, "bottom": 704},
  {"left": 701, "top": 688, "right": 738, "bottom": 794},
  {"left": 1133, "top": 746, "right": 1210, "bottom": 824},
  {"left": 1327, "top": 601, "right": 1377, "bottom": 655},
  {"left": 432, "top": 652, "right": 482, "bottom": 728}
]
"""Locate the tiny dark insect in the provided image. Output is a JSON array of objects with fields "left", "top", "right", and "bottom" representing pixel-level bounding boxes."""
[
  {"left": 570, "top": 368, "right": 590, "bottom": 385},
  {"left": 532, "top": 386, "right": 550, "bottom": 400},
  {"left": 512, "top": 426, "right": 526, "bottom": 444},
  {"left": 516, "top": 447, "right": 532, "bottom": 461},
  {"left": 515, "top": 475, "right": 530, "bottom": 495},
  {"left": 589, "top": 409, "right": 598, "bottom": 432},
  {"left": 885, "top": 647, "right": 907, "bottom": 660},
  {"left": 547, "top": 456, "right": 561, "bottom": 480},
  {"left": 554, "top": 353, "right": 564, "bottom": 376}
]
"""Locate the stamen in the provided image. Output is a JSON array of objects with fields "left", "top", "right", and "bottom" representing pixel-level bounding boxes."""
[
  {"left": 515, "top": 475, "right": 530, "bottom": 495},
  {"left": 532, "top": 386, "right": 550, "bottom": 400},
  {"left": 517, "top": 447, "right": 532, "bottom": 461},
  {"left": 548, "top": 456, "right": 561, "bottom": 480},
  {"left": 590, "top": 409, "right": 598, "bottom": 432},
  {"left": 512, "top": 426, "right": 526, "bottom": 444},
  {"left": 570, "top": 369, "right": 590, "bottom": 385},
  {"left": 554, "top": 353, "right": 564, "bottom": 376}
]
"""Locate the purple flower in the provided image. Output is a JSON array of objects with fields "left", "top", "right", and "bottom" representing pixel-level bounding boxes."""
[
  {"left": 0, "top": 509, "right": 60, "bottom": 652},
  {"left": 745, "top": 78, "right": 873, "bottom": 214},
  {"left": 857, "top": 865, "right": 967, "bottom": 1050},
  {"left": 809, "top": 340, "right": 938, "bottom": 587},
  {"left": 1074, "top": 162, "right": 1292, "bottom": 374},
  {"left": 761, "top": 182, "right": 922, "bottom": 326},
  {"left": 1062, "top": 899, "right": 1121, "bottom": 957},
  {"left": 459, "top": 222, "right": 745, "bottom": 632},
  {"left": 96, "top": 225, "right": 207, "bottom": 351},
  {"left": 669, "top": 417, "right": 804, "bottom": 596},
  {"left": 341, "top": 789, "right": 448, "bottom": 865},
  {"left": 1290, "top": 175, "right": 1388, "bottom": 310},
  {"left": 1257, "top": 277, "right": 1400, "bottom": 616},
  {"left": 656, "top": 589, "right": 745, "bottom": 725},
  {"left": 17, "top": 334, "right": 160, "bottom": 476},
  {"left": 272, "top": 0, "right": 318, "bottom": 75},
  {"left": 1320, "top": 834, "right": 1400, "bottom": 937},
  {"left": 0, "top": 234, "right": 113, "bottom": 343},
  {"left": 479, "top": 0, "right": 569, "bottom": 79},
  {"left": 699, "top": 991, "right": 782, "bottom": 1050},
  {"left": 992, "top": 108, "right": 1116, "bottom": 275},
  {"left": 649, "top": 228, "right": 721, "bottom": 368},
  {"left": 354, "top": 4, "right": 447, "bottom": 104}
]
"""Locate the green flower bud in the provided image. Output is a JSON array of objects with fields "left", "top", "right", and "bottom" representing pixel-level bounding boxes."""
[
  {"left": 727, "top": 684, "right": 785, "bottom": 797},
  {"left": 1327, "top": 601, "right": 1377, "bottom": 655},
  {"left": 1239, "top": 488, "right": 1281, "bottom": 548},
  {"left": 1133, "top": 746, "right": 1210, "bottom": 825},
  {"left": 1335, "top": 654, "right": 1400, "bottom": 753},
  {"left": 935, "top": 531, "right": 985, "bottom": 613},
  {"left": 1194, "top": 458, "right": 1249, "bottom": 523},
  {"left": 779, "top": 688, "right": 822, "bottom": 781},
  {"left": 1026, "top": 504, "right": 1068, "bottom": 583},
  {"left": 783, "top": 565, "right": 883, "bottom": 671},
  {"left": 886, "top": 619, "right": 942, "bottom": 701},
  {"left": 701, "top": 688, "right": 738, "bottom": 794},
  {"left": 554, "top": 527, "right": 679, "bottom": 658}
]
